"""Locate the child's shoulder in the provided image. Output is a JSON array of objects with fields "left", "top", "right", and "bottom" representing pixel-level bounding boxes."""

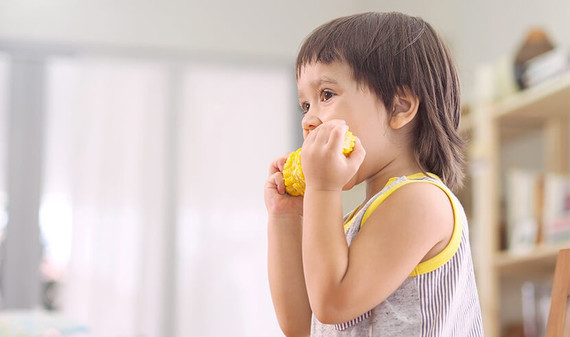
[
  {"left": 369, "top": 173, "right": 455, "bottom": 216},
  {"left": 357, "top": 174, "right": 454, "bottom": 242},
  {"left": 380, "top": 179, "right": 453, "bottom": 218}
]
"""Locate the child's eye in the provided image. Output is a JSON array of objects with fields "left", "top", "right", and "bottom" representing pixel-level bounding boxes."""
[
  {"left": 301, "top": 102, "right": 310, "bottom": 114},
  {"left": 320, "top": 90, "right": 335, "bottom": 102}
]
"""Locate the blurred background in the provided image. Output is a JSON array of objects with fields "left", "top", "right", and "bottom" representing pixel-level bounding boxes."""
[{"left": 0, "top": 1, "right": 569, "bottom": 337}]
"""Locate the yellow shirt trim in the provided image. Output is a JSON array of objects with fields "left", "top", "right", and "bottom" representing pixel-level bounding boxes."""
[
  {"left": 342, "top": 207, "right": 361, "bottom": 232},
  {"left": 343, "top": 173, "right": 461, "bottom": 277},
  {"left": 343, "top": 173, "right": 439, "bottom": 232}
]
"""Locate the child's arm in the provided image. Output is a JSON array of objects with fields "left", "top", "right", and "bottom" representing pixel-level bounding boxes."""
[
  {"left": 301, "top": 121, "right": 453, "bottom": 325},
  {"left": 268, "top": 214, "right": 312, "bottom": 336},
  {"left": 303, "top": 183, "right": 452, "bottom": 324},
  {"left": 265, "top": 156, "right": 311, "bottom": 337}
]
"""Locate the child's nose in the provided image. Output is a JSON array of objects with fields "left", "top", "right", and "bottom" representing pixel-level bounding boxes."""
[{"left": 302, "top": 115, "right": 322, "bottom": 138}]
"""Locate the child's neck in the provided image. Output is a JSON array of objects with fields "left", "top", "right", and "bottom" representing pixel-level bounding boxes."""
[{"left": 364, "top": 156, "right": 423, "bottom": 202}]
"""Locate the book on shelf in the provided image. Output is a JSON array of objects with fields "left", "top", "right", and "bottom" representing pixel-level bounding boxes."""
[
  {"left": 521, "top": 280, "right": 551, "bottom": 337},
  {"left": 505, "top": 169, "right": 570, "bottom": 252},
  {"left": 542, "top": 173, "right": 570, "bottom": 243},
  {"left": 505, "top": 169, "right": 542, "bottom": 253},
  {"left": 521, "top": 47, "right": 569, "bottom": 88}
]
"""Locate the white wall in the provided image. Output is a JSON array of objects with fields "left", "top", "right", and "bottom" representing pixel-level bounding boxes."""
[
  {"left": 0, "top": 1, "right": 462, "bottom": 62},
  {"left": 4, "top": 0, "right": 568, "bottom": 107},
  {"left": 0, "top": 0, "right": 360, "bottom": 60}
]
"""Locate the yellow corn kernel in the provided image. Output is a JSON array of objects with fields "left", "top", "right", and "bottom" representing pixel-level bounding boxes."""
[
  {"left": 342, "top": 130, "right": 356, "bottom": 156},
  {"left": 283, "top": 130, "right": 356, "bottom": 196},
  {"left": 283, "top": 148, "right": 305, "bottom": 196}
]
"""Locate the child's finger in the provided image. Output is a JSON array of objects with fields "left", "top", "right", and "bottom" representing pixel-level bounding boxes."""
[
  {"left": 273, "top": 171, "right": 286, "bottom": 195},
  {"left": 269, "top": 155, "right": 289, "bottom": 175},
  {"left": 265, "top": 171, "right": 285, "bottom": 194},
  {"left": 269, "top": 159, "right": 279, "bottom": 175},
  {"left": 329, "top": 124, "right": 349, "bottom": 152},
  {"left": 277, "top": 155, "right": 288, "bottom": 172},
  {"left": 312, "top": 123, "right": 329, "bottom": 146},
  {"left": 319, "top": 120, "right": 346, "bottom": 145},
  {"left": 309, "top": 124, "right": 330, "bottom": 148},
  {"left": 276, "top": 172, "right": 285, "bottom": 194}
]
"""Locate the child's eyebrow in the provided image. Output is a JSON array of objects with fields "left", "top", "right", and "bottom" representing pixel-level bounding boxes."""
[
  {"left": 298, "top": 76, "right": 339, "bottom": 100},
  {"left": 313, "top": 76, "right": 338, "bottom": 86}
]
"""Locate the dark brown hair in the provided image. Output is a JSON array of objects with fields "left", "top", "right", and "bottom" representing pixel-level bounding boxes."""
[{"left": 296, "top": 12, "right": 465, "bottom": 190}]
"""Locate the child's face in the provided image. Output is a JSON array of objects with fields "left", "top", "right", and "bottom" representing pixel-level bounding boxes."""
[{"left": 297, "top": 60, "right": 394, "bottom": 187}]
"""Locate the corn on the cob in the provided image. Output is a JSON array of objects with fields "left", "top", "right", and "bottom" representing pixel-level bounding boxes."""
[{"left": 283, "top": 130, "right": 356, "bottom": 196}]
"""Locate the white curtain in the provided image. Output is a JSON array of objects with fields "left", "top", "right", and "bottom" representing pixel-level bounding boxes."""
[
  {"left": 43, "top": 57, "right": 295, "bottom": 336},
  {"left": 0, "top": 53, "right": 9, "bottom": 307},
  {"left": 44, "top": 57, "right": 169, "bottom": 337},
  {"left": 176, "top": 64, "right": 293, "bottom": 337}
]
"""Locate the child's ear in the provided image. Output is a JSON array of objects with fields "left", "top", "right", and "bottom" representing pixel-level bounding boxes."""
[{"left": 389, "top": 87, "right": 419, "bottom": 130}]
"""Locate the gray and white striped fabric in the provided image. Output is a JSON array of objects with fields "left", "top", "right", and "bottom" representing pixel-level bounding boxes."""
[{"left": 310, "top": 174, "right": 484, "bottom": 337}]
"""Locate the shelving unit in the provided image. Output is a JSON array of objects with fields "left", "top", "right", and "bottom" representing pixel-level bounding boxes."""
[
  {"left": 495, "top": 242, "right": 567, "bottom": 276},
  {"left": 464, "top": 72, "right": 570, "bottom": 337}
]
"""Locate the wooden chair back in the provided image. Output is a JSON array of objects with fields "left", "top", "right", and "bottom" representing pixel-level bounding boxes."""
[{"left": 547, "top": 248, "right": 570, "bottom": 337}]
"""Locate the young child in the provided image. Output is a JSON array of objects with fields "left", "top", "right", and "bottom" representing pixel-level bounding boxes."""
[{"left": 265, "top": 12, "right": 484, "bottom": 337}]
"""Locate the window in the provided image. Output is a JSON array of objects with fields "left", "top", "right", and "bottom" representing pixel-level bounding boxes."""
[{"left": 176, "top": 63, "right": 294, "bottom": 336}]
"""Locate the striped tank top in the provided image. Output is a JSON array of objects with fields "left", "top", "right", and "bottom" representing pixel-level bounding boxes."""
[{"left": 311, "top": 173, "right": 484, "bottom": 337}]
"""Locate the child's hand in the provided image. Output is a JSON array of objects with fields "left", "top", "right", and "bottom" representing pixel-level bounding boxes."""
[
  {"left": 264, "top": 154, "right": 304, "bottom": 217},
  {"left": 301, "top": 120, "right": 366, "bottom": 192}
]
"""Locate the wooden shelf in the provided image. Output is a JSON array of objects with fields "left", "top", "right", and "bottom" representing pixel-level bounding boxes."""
[
  {"left": 495, "top": 242, "right": 570, "bottom": 276},
  {"left": 493, "top": 72, "right": 570, "bottom": 124},
  {"left": 466, "top": 70, "right": 570, "bottom": 337}
]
